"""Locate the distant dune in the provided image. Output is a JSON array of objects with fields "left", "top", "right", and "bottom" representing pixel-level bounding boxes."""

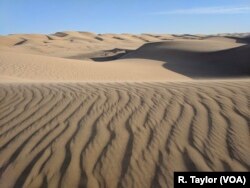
[
  {"left": 0, "top": 32, "right": 249, "bottom": 81},
  {"left": 0, "top": 32, "right": 249, "bottom": 188}
]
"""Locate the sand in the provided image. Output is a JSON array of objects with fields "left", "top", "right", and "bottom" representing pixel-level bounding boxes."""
[{"left": 0, "top": 32, "right": 249, "bottom": 188}]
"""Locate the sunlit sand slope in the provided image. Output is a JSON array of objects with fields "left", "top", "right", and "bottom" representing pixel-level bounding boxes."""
[{"left": 0, "top": 81, "right": 249, "bottom": 188}]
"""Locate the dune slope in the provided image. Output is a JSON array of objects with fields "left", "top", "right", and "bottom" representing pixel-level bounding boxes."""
[
  {"left": 1, "top": 38, "right": 249, "bottom": 81},
  {"left": 0, "top": 81, "right": 249, "bottom": 188},
  {"left": 0, "top": 51, "right": 188, "bottom": 81},
  {"left": 122, "top": 40, "right": 250, "bottom": 78}
]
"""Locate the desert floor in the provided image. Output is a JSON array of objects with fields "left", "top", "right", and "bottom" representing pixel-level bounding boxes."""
[{"left": 0, "top": 32, "right": 249, "bottom": 188}]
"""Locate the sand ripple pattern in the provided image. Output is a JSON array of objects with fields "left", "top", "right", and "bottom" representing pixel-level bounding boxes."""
[{"left": 0, "top": 81, "right": 249, "bottom": 188}]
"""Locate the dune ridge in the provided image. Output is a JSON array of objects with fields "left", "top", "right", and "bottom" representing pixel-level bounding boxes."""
[
  {"left": 1, "top": 31, "right": 249, "bottom": 61},
  {"left": 1, "top": 36, "right": 249, "bottom": 81},
  {"left": 0, "top": 81, "right": 249, "bottom": 188},
  {"left": 0, "top": 31, "right": 249, "bottom": 188}
]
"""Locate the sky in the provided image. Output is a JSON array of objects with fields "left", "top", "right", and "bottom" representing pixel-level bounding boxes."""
[{"left": 0, "top": 0, "right": 250, "bottom": 35}]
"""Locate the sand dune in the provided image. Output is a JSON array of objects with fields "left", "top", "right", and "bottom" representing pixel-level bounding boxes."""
[
  {"left": 121, "top": 40, "right": 250, "bottom": 78},
  {"left": 0, "top": 32, "right": 167, "bottom": 60},
  {"left": 0, "top": 81, "right": 249, "bottom": 188},
  {"left": 0, "top": 32, "right": 249, "bottom": 188},
  {"left": 1, "top": 32, "right": 249, "bottom": 81},
  {"left": 0, "top": 50, "right": 188, "bottom": 81},
  {"left": 1, "top": 31, "right": 249, "bottom": 63}
]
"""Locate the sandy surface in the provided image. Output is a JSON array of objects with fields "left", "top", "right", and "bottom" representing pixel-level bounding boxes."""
[
  {"left": 0, "top": 32, "right": 249, "bottom": 188},
  {"left": 0, "top": 32, "right": 249, "bottom": 81}
]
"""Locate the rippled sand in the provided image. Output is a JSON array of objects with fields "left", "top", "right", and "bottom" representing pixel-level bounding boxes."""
[{"left": 0, "top": 81, "right": 249, "bottom": 188}]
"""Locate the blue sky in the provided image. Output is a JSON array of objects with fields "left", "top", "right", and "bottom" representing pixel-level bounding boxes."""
[{"left": 0, "top": 0, "right": 250, "bottom": 35}]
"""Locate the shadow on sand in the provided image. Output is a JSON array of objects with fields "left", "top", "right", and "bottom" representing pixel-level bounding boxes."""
[
  {"left": 91, "top": 49, "right": 133, "bottom": 62},
  {"left": 117, "top": 42, "right": 250, "bottom": 79}
]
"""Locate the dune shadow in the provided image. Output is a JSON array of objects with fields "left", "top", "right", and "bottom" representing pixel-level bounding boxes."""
[
  {"left": 64, "top": 48, "right": 134, "bottom": 61},
  {"left": 161, "top": 45, "right": 250, "bottom": 78},
  {"left": 91, "top": 53, "right": 128, "bottom": 61},
  {"left": 91, "top": 48, "right": 134, "bottom": 62},
  {"left": 231, "top": 36, "right": 250, "bottom": 44},
  {"left": 14, "top": 39, "right": 28, "bottom": 46},
  {"left": 121, "top": 42, "right": 250, "bottom": 79}
]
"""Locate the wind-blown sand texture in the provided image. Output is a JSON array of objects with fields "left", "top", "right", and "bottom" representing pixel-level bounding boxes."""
[
  {"left": 0, "top": 81, "right": 249, "bottom": 188},
  {"left": 0, "top": 32, "right": 250, "bottom": 188}
]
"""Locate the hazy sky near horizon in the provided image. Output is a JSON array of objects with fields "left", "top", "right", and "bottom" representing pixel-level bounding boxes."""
[{"left": 0, "top": 0, "right": 250, "bottom": 35}]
